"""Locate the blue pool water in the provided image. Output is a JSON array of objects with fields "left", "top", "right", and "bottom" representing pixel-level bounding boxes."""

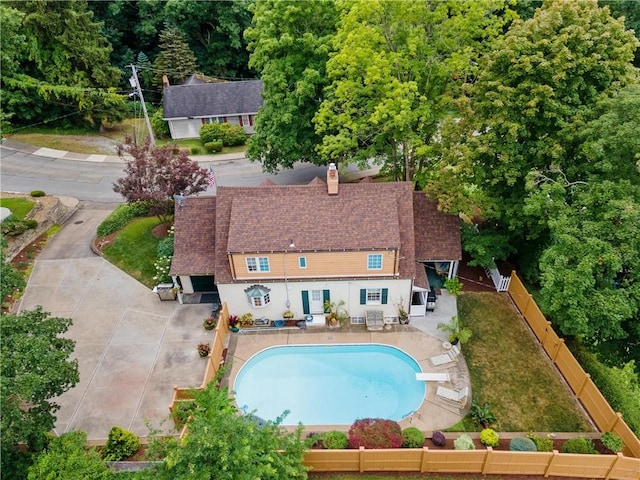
[{"left": 233, "top": 344, "right": 426, "bottom": 426}]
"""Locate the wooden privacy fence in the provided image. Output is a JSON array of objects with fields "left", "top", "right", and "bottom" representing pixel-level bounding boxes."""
[
  {"left": 507, "top": 272, "right": 640, "bottom": 459},
  {"left": 302, "top": 447, "right": 640, "bottom": 479},
  {"left": 168, "top": 303, "right": 230, "bottom": 426}
]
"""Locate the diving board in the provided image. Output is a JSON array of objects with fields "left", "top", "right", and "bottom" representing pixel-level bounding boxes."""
[{"left": 415, "top": 372, "right": 450, "bottom": 382}]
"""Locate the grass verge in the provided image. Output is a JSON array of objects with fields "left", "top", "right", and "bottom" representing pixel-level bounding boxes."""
[
  {"left": 102, "top": 217, "right": 162, "bottom": 288},
  {"left": 458, "top": 292, "right": 592, "bottom": 432},
  {"left": 0, "top": 197, "right": 35, "bottom": 219}
]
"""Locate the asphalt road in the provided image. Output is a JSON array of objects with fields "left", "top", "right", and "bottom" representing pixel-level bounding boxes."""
[{"left": 1, "top": 146, "right": 378, "bottom": 203}]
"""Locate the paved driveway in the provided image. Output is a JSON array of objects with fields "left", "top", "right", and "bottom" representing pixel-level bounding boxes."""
[{"left": 18, "top": 204, "right": 212, "bottom": 442}]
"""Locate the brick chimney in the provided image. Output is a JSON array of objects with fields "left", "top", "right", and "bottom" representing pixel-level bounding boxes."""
[
  {"left": 327, "top": 163, "right": 339, "bottom": 195},
  {"left": 162, "top": 75, "right": 170, "bottom": 89}
]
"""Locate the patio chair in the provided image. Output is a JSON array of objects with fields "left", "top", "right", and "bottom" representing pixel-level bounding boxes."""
[
  {"left": 429, "top": 344, "right": 460, "bottom": 367},
  {"left": 365, "top": 310, "right": 384, "bottom": 331},
  {"left": 435, "top": 385, "right": 469, "bottom": 408}
]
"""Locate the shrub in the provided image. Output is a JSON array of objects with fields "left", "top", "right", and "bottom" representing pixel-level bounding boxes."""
[
  {"left": 156, "top": 227, "right": 174, "bottom": 257},
  {"left": 348, "top": 418, "right": 403, "bottom": 449},
  {"left": 150, "top": 108, "right": 170, "bottom": 139},
  {"left": 223, "top": 124, "right": 247, "bottom": 146},
  {"left": 453, "top": 434, "right": 475, "bottom": 450},
  {"left": 600, "top": 432, "right": 623, "bottom": 453},
  {"left": 561, "top": 436, "right": 597, "bottom": 454},
  {"left": 30, "top": 190, "right": 46, "bottom": 197},
  {"left": 204, "top": 140, "right": 223, "bottom": 153},
  {"left": 23, "top": 219, "right": 38, "bottom": 229},
  {"left": 96, "top": 202, "right": 152, "bottom": 237},
  {"left": 470, "top": 401, "right": 497, "bottom": 428},
  {"left": 479, "top": 428, "right": 499, "bottom": 447},
  {"left": 510, "top": 437, "right": 537, "bottom": 451},
  {"left": 200, "top": 122, "right": 227, "bottom": 144},
  {"left": 322, "top": 430, "right": 348, "bottom": 449},
  {"left": 103, "top": 426, "right": 141, "bottom": 461},
  {"left": 402, "top": 427, "right": 425, "bottom": 448},
  {"left": 153, "top": 255, "right": 172, "bottom": 284},
  {"left": 190, "top": 146, "right": 202, "bottom": 155},
  {"left": 2, "top": 219, "right": 29, "bottom": 236},
  {"left": 527, "top": 433, "right": 553, "bottom": 452},
  {"left": 431, "top": 431, "right": 446, "bottom": 447}
]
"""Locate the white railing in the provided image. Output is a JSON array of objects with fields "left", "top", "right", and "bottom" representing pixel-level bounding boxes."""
[{"left": 484, "top": 266, "right": 511, "bottom": 292}]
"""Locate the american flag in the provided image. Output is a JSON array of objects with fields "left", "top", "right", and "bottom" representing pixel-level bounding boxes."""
[{"left": 208, "top": 165, "right": 216, "bottom": 188}]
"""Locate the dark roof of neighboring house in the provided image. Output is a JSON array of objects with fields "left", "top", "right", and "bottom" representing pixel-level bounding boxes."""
[
  {"left": 170, "top": 196, "right": 216, "bottom": 276},
  {"left": 170, "top": 178, "right": 461, "bottom": 285},
  {"left": 413, "top": 192, "right": 462, "bottom": 261},
  {"left": 163, "top": 80, "right": 263, "bottom": 119}
]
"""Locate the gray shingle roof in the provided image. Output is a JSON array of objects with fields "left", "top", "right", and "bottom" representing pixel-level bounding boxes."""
[{"left": 163, "top": 80, "right": 263, "bottom": 119}]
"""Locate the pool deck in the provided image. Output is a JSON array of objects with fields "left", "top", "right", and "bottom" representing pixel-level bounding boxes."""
[{"left": 223, "top": 293, "right": 470, "bottom": 433}]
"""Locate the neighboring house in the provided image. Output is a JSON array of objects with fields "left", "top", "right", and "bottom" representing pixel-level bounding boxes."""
[
  {"left": 162, "top": 77, "right": 262, "bottom": 139},
  {"left": 170, "top": 166, "right": 461, "bottom": 323}
]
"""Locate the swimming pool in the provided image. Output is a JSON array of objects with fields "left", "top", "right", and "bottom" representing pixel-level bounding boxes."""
[{"left": 233, "top": 344, "right": 426, "bottom": 426}]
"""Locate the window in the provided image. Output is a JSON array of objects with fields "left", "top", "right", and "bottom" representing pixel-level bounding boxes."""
[
  {"left": 298, "top": 256, "right": 307, "bottom": 268},
  {"left": 367, "top": 254, "right": 383, "bottom": 270},
  {"left": 246, "top": 257, "right": 270, "bottom": 272},
  {"left": 206, "top": 117, "right": 222, "bottom": 124},
  {"left": 360, "top": 288, "right": 388, "bottom": 305},
  {"left": 367, "top": 288, "right": 382, "bottom": 304},
  {"left": 244, "top": 285, "right": 271, "bottom": 308}
]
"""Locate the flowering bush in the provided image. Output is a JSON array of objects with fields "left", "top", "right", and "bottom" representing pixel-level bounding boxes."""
[
  {"left": 431, "top": 431, "right": 446, "bottom": 447},
  {"left": 153, "top": 255, "right": 172, "bottom": 283},
  {"left": 203, "top": 317, "right": 217, "bottom": 330},
  {"left": 479, "top": 428, "right": 499, "bottom": 447},
  {"left": 228, "top": 315, "right": 239, "bottom": 328},
  {"left": 197, "top": 343, "right": 210, "bottom": 357},
  {"left": 453, "top": 433, "right": 475, "bottom": 450},
  {"left": 348, "top": 418, "right": 403, "bottom": 449}
]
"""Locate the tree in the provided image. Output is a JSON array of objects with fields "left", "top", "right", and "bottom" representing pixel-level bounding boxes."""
[
  {"left": 113, "top": 137, "right": 209, "bottom": 220},
  {"left": 3, "top": 0, "right": 124, "bottom": 129},
  {"left": 425, "top": 0, "right": 639, "bottom": 276},
  {"left": 27, "top": 431, "right": 114, "bottom": 480},
  {"left": 153, "top": 26, "right": 199, "bottom": 85},
  {"left": 1, "top": 307, "right": 79, "bottom": 479},
  {"left": 138, "top": 381, "right": 309, "bottom": 480},
  {"left": 245, "top": 0, "right": 339, "bottom": 172},
  {"left": 314, "top": 0, "right": 515, "bottom": 181},
  {"left": 163, "top": 0, "right": 253, "bottom": 78}
]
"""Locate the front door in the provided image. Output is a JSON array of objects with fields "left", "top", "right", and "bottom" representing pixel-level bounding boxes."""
[{"left": 310, "top": 290, "right": 324, "bottom": 313}]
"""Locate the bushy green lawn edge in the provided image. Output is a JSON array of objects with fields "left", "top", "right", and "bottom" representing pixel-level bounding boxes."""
[{"left": 102, "top": 217, "right": 162, "bottom": 288}]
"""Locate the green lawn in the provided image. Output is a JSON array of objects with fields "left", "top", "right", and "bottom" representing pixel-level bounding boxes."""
[
  {"left": 457, "top": 292, "right": 592, "bottom": 432},
  {"left": 0, "top": 197, "right": 35, "bottom": 220},
  {"left": 102, "top": 217, "right": 162, "bottom": 288}
]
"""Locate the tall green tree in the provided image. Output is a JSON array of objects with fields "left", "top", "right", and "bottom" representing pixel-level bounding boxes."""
[
  {"left": 3, "top": 0, "right": 124, "bottom": 129},
  {"left": 138, "top": 382, "right": 309, "bottom": 480},
  {"left": 163, "top": 0, "right": 253, "bottom": 78},
  {"left": 314, "top": 0, "right": 515, "bottom": 181},
  {"left": 425, "top": 0, "right": 638, "bottom": 275},
  {"left": 153, "top": 26, "right": 199, "bottom": 85},
  {"left": 1, "top": 307, "right": 79, "bottom": 480},
  {"left": 245, "top": 0, "right": 339, "bottom": 172}
]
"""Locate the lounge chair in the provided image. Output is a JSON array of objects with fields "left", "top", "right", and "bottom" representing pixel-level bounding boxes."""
[
  {"left": 435, "top": 385, "right": 469, "bottom": 407},
  {"left": 429, "top": 344, "right": 460, "bottom": 367},
  {"left": 415, "top": 372, "right": 450, "bottom": 382},
  {"left": 365, "top": 310, "right": 384, "bottom": 331}
]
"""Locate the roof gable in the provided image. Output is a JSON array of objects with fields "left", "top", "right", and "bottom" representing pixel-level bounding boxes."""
[{"left": 163, "top": 80, "right": 263, "bottom": 119}]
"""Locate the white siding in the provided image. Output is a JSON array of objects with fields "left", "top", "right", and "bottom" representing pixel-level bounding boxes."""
[{"left": 217, "top": 279, "right": 412, "bottom": 321}]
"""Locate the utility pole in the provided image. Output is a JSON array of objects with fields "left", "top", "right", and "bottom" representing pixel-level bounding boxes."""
[{"left": 128, "top": 64, "right": 156, "bottom": 146}]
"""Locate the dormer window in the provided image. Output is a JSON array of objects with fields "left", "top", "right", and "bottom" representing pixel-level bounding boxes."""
[
  {"left": 367, "top": 254, "right": 383, "bottom": 270},
  {"left": 246, "top": 257, "right": 270, "bottom": 272}
]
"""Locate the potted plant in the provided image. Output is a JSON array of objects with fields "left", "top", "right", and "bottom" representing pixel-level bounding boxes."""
[
  {"left": 238, "top": 313, "right": 253, "bottom": 327},
  {"left": 228, "top": 315, "right": 240, "bottom": 332},
  {"left": 437, "top": 315, "right": 472, "bottom": 345},
  {"left": 324, "top": 299, "right": 348, "bottom": 327},
  {"left": 197, "top": 343, "right": 210, "bottom": 357},
  {"left": 282, "top": 309, "right": 295, "bottom": 319},
  {"left": 202, "top": 317, "right": 217, "bottom": 330}
]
